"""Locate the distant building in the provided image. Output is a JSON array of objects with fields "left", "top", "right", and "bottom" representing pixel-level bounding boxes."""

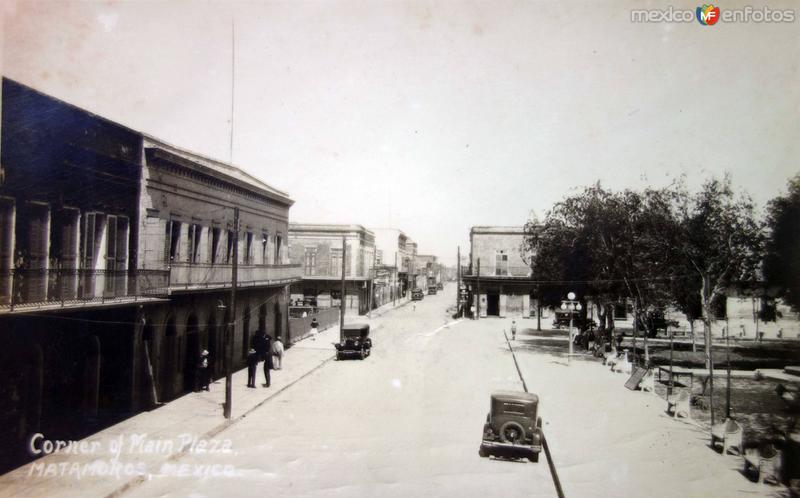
[
  {"left": 461, "top": 226, "right": 539, "bottom": 318},
  {"left": 373, "top": 228, "right": 415, "bottom": 297},
  {"left": 287, "top": 223, "right": 379, "bottom": 314}
]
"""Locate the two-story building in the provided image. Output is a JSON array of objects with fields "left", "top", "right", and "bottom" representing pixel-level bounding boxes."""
[
  {"left": 462, "top": 226, "right": 539, "bottom": 318},
  {"left": 373, "top": 228, "right": 414, "bottom": 297},
  {"left": 287, "top": 223, "right": 376, "bottom": 314},
  {"left": 0, "top": 78, "right": 301, "bottom": 471}
]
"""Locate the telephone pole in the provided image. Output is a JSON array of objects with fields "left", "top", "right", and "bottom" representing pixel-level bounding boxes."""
[
  {"left": 339, "top": 236, "right": 346, "bottom": 341},
  {"left": 368, "top": 249, "right": 376, "bottom": 318},
  {"left": 456, "top": 246, "right": 461, "bottom": 317},
  {"left": 224, "top": 207, "right": 239, "bottom": 419},
  {"left": 476, "top": 258, "right": 481, "bottom": 321}
]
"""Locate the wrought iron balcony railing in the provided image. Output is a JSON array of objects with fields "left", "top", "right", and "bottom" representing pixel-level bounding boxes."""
[
  {"left": 0, "top": 269, "right": 170, "bottom": 312},
  {"left": 461, "top": 266, "right": 533, "bottom": 278},
  {"left": 167, "top": 262, "right": 302, "bottom": 290}
]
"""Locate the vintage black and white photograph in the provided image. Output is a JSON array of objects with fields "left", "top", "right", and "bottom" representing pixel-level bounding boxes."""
[{"left": 0, "top": 1, "right": 798, "bottom": 496}]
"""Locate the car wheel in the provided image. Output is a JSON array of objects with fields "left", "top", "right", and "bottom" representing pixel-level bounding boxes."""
[
  {"left": 528, "top": 453, "right": 539, "bottom": 463},
  {"left": 359, "top": 350, "right": 365, "bottom": 360},
  {"left": 479, "top": 446, "right": 489, "bottom": 458},
  {"left": 499, "top": 421, "right": 525, "bottom": 444}
]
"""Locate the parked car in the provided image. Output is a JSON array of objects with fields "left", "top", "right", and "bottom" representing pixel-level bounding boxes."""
[
  {"left": 552, "top": 310, "right": 595, "bottom": 331},
  {"left": 634, "top": 310, "right": 680, "bottom": 337},
  {"left": 479, "top": 391, "right": 543, "bottom": 462},
  {"left": 334, "top": 323, "right": 371, "bottom": 360},
  {"left": 412, "top": 289, "right": 424, "bottom": 301},
  {"left": 427, "top": 286, "right": 437, "bottom": 295}
]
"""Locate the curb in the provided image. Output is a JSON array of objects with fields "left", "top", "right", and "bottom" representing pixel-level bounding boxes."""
[{"left": 103, "top": 354, "right": 335, "bottom": 498}]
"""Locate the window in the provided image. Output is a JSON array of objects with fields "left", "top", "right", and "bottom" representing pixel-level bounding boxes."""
[
  {"left": 226, "top": 230, "right": 235, "bottom": 264},
  {"left": 210, "top": 228, "right": 221, "bottom": 264},
  {"left": 304, "top": 247, "right": 317, "bottom": 275},
  {"left": 261, "top": 233, "right": 268, "bottom": 265},
  {"left": 188, "top": 224, "right": 202, "bottom": 263},
  {"left": 711, "top": 295, "right": 727, "bottom": 320},
  {"left": 613, "top": 302, "right": 628, "bottom": 320},
  {"left": 165, "top": 220, "right": 181, "bottom": 264},
  {"left": 376, "top": 250, "right": 383, "bottom": 266},
  {"left": 330, "top": 248, "right": 342, "bottom": 277},
  {"left": 274, "top": 235, "right": 282, "bottom": 264},
  {"left": 244, "top": 232, "right": 253, "bottom": 265},
  {"left": 495, "top": 251, "right": 509, "bottom": 276}
]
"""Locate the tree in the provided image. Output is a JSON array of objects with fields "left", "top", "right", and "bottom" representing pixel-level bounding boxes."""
[
  {"left": 763, "top": 174, "right": 800, "bottom": 311},
  {"left": 670, "top": 176, "right": 764, "bottom": 426}
]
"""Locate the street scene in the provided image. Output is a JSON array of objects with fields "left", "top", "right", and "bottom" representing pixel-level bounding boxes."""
[{"left": 1, "top": 1, "right": 799, "bottom": 497}]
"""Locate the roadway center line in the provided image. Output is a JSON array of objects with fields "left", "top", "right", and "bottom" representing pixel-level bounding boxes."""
[{"left": 420, "top": 319, "right": 463, "bottom": 337}]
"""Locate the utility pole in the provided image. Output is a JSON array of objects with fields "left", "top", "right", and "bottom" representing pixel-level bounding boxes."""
[
  {"left": 224, "top": 207, "right": 239, "bottom": 419},
  {"left": 456, "top": 246, "right": 461, "bottom": 317},
  {"left": 339, "top": 236, "right": 346, "bottom": 341},
  {"left": 368, "top": 249, "right": 376, "bottom": 318},
  {"left": 393, "top": 252, "right": 397, "bottom": 307},
  {"left": 476, "top": 258, "right": 480, "bottom": 321}
]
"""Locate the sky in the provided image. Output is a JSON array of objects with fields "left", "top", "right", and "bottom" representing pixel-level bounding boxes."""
[{"left": 2, "top": 0, "right": 799, "bottom": 265}]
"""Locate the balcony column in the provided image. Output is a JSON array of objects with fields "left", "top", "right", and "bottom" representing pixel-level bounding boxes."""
[{"left": 523, "top": 294, "right": 530, "bottom": 318}]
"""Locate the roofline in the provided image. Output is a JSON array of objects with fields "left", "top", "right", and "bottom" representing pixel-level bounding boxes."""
[
  {"left": 289, "top": 223, "right": 374, "bottom": 236},
  {"left": 144, "top": 135, "right": 294, "bottom": 206}
]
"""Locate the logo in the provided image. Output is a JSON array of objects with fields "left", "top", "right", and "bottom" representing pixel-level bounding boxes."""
[{"left": 697, "top": 4, "right": 721, "bottom": 25}]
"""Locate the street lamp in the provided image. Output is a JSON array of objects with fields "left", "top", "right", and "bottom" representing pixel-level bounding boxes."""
[{"left": 561, "top": 292, "right": 582, "bottom": 364}]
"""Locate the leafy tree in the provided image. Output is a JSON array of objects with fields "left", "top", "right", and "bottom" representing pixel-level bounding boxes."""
[
  {"left": 763, "top": 174, "right": 800, "bottom": 311},
  {"left": 670, "top": 176, "right": 764, "bottom": 426}
]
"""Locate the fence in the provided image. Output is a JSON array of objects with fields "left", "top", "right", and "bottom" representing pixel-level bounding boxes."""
[{"left": 288, "top": 308, "right": 340, "bottom": 346}]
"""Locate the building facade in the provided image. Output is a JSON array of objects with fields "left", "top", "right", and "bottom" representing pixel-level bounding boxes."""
[
  {"left": 287, "top": 223, "right": 378, "bottom": 314},
  {"left": 373, "top": 228, "right": 414, "bottom": 297},
  {"left": 462, "top": 226, "right": 539, "bottom": 318},
  {"left": 0, "top": 78, "right": 301, "bottom": 471}
]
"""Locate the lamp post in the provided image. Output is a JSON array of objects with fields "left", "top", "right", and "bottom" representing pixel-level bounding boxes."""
[{"left": 561, "top": 292, "right": 582, "bottom": 365}]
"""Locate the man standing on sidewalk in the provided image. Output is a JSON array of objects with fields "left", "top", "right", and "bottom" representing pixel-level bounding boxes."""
[
  {"left": 255, "top": 332, "right": 273, "bottom": 388},
  {"left": 272, "top": 336, "right": 284, "bottom": 370},
  {"left": 246, "top": 348, "right": 258, "bottom": 388},
  {"left": 511, "top": 320, "right": 517, "bottom": 340}
]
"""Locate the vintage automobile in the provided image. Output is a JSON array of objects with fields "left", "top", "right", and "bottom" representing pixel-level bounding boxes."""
[
  {"left": 633, "top": 310, "right": 680, "bottom": 338},
  {"left": 411, "top": 289, "right": 424, "bottom": 301},
  {"left": 479, "top": 391, "right": 543, "bottom": 462},
  {"left": 334, "top": 323, "right": 372, "bottom": 360},
  {"left": 552, "top": 310, "right": 595, "bottom": 332},
  {"left": 427, "top": 285, "right": 437, "bottom": 295},
  {"left": 436, "top": 282, "right": 444, "bottom": 291}
]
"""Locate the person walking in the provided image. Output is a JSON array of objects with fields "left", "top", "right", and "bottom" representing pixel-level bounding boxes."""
[
  {"left": 246, "top": 348, "right": 258, "bottom": 388},
  {"left": 310, "top": 317, "right": 319, "bottom": 340},
  {"left": 511, "top": 320, "right": 517, "bottom": 340},
  {"left": 198, "top": 350, "right": 210, "bottom": 391},
  {"left": 272, "top": 336, "right": 284, "bottom": 370}
]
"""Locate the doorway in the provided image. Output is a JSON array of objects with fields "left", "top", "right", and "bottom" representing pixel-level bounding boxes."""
[{"left": 487, "top": 293, "right": 500, "bottom": 316}]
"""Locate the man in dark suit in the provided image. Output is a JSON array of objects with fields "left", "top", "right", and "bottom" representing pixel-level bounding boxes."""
[
  {"left": 254, "top": 331, "right": 272, "bottom": 388},
  {"left": 246, "top": 348, "right": 258, "bottom": 388}
]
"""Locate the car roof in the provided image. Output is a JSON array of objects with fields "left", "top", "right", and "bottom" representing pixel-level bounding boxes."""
[
  {"left": 341, "top": 323, "right": 370, "bottom": 332},
  {"left": 491, "top": 391, "right": 539, "bottom": 403}
]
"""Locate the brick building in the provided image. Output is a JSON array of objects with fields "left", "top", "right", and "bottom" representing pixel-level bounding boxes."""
[
  {"left": 0, "top": 78, "right": 300, "bottom": 471},
  {"left": 287, "top": 223, "right": 377, "bottom": 314}
]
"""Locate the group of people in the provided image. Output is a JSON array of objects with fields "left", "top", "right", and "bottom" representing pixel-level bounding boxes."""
[
  {"left": 192, "top": 331, "right": 286, "bottom": 392},
  {"left": 247, "top": 332, "right": 285, "bottom": 388}
]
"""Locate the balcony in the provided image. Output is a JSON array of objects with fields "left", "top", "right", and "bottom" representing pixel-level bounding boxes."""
[
  {"left": 168, "top": 263, "right": 302, "bottom": 291},
  {"left": 461, "top": 266, "right": 532, "bottom": 279},
  {"left": 0, "top": 269, "right": 170, "bottom": 313}
]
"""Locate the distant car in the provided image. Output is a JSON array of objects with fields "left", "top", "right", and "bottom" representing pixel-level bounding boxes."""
[
  {"left": 479, "top": 391, "right": 543, "bottom": 462},
  {"left": 552, "top": 310, "right": 595, "bottom": 331},
  {"left": 427, "top": 286, "right": 437, "bottom": 295},
  {"left": 634, "top": 310, "right": 680, "bottom": 337},
  {"left": 412, "top": 289, "right": 424, "bottom": 301},
  {"left": 436, "top": 282, "right": 444, "bottom": 290},
  {"left": 334, "top": 323, "right": 371, "bottom": 360}
]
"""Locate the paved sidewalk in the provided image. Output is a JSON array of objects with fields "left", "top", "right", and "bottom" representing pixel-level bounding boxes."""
[{"left": 0, "top": 325, "right": 349, "bottom": 498}]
